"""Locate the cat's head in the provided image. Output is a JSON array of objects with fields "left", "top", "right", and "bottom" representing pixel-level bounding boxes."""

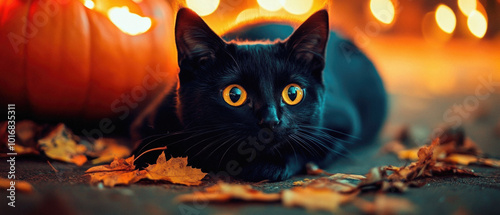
[{"left": 173, "top": 8, "right": 330, "bottom": 180}]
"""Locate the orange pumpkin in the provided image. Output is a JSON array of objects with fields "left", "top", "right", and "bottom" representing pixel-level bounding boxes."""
[{"left": 0, "top": 0, "right": 178, "bottom": 120}]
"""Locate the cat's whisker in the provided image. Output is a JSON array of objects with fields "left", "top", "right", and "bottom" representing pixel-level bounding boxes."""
[
  {"left": 217, "top": 136, "right": 247, "bottom": 169},
  {"left": 289, "top": 134, "right": 321, "bottom": 158},
  {"left": 202, "top": 133, "right": 241, "bottom": 159},
  {"left": 294, "top": 134, "right": 326, "bottom": 158},
  {"left": 285, "top": 138, "right": 299, "bottom": 166},
  {"left": 137, "top": 125, "right": 233, "bottom": 154},
  {"left": 185, "top": 130, "right": 235, "bottom": 153},
  {"left": 297, "top": 130, "right": 349, "bottom": 159},
  {"left": 297, "top": 127, "right": 355, "bottom": 159}
]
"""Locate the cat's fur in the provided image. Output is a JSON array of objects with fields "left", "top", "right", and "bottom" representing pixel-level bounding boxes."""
[{"left": 132, "top": 9, "right": 387, "bottom": 181}]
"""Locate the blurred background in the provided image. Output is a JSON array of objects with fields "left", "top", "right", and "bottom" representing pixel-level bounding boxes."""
[{"left": 173, "top": 0, "right": 500, "bottom": 96}]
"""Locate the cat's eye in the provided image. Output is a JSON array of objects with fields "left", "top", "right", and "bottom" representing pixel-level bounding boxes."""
[
  {"left": 282, "top": 83, "right": 304, "bottom": 105},
  {"left": 223, "top": 84, "right": 247, "bottom": 107}
]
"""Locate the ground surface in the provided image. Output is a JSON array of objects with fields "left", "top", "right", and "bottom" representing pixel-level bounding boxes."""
[{"left": 1, "top": 94, "right": 500, "bottom": 215}]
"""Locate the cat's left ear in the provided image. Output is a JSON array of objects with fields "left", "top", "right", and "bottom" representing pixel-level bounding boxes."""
[
  {"left": 175, "top": 8, "right": 226, "bottom": 66},
  {"left": 285, "top": 10, "right": 329, "bottom": 76}
]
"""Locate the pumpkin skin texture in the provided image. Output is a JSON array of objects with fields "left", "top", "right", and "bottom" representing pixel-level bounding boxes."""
[{"left": 0, "top": 0, "right": 178, "bottom": 120}]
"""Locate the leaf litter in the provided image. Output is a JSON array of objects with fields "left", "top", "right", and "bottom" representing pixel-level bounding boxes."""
[
  {"left": 177, "top": 129, "right": 499, "bottom": 213},
  {"left": 1, "top": 121, "right": 131, "bottom": 166},
  {"left": 85, "top": 147, "right": 207, "bottom": 187}
]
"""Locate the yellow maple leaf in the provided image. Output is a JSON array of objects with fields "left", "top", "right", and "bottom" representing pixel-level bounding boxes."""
[{"left": 145, "top": 152, "right": 207, "bottom": 186}]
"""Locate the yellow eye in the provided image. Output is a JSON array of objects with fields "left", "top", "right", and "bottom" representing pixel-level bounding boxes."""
[
  {"left": 223, "top": 84, "right": 247, "bottom": 106},
  {"left": 282, "top": 83, "right": 304, "bottom": 105}
]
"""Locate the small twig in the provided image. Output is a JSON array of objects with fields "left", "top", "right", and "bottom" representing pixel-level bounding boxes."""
[
  {"left": 253, "top": 179, "right": 270, "bottom": 185},
  {"left": 134, "top": 146, "right": 167, "bottom": 163},
  {"left": 47, "top": 160, "right": 59, "bottom": 173}
]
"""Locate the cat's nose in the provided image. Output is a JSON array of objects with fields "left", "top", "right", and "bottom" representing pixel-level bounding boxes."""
[{"left": 259, "top": 106, "right": 280, "bottom": 129}]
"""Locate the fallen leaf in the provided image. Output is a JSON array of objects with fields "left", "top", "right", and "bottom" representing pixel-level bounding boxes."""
[
  {"left": 305, "top": 162, "right": 333, "bottom": 176},
  {"left": 397, "top": 148, "right": 420, "bottom": 160},
  {"left": 282, "top": 186, "right": 358, "bottom": 212},
  {"left": 175, "top": 182, "right": 280, "bottom": 203},
  {"left": 479, "top": 157, "right": 500, "bottom": 167},
  {"left": 87, "top": 138, "right": 131, "bottom": 164},
  {"left": 354, "top": 194, "right": 416, "bottom": 214},
  {"left": 444, "top": 154, "right": 478, "bottom": 165},
  {"left": 0, "top": 120, "right": 41, "bottom": 156},
  {"left": 87, "top": 169, "right": 147, "bottom": 187},
  {"left": 85, "top": 155, "right": 147, "bottom": 187},
  {"left": 292, "top": 178, "right": 311, "bottom": 186},
  {"left": 145, "top": 152, "right": 207, "bottom": 186},
  {"left": 328, "top": 173, "right": 366, "bottom": 180},
  {"left": 39, "top": 124, "right": 87, "bottom": 166},
  {"left": 0, "top": 177, "right": 34, "bottom": 193}
]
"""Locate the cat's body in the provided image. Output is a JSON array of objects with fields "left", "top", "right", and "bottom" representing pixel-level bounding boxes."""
[{"left": 132, "top": 9, "right": 387, "bottom": 181}]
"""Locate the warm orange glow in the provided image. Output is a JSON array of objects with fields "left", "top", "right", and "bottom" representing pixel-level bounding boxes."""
[
  {"left": 108, "top": 6, "right": 152, "bottom": 36},
  {"left": 435, "top": 5, "right": 456, "bottom": 34},
  {"left": 257, "top": 0, "right": 283, "bottom": 12},
  {"left": 282, "top": 0, "right": 313, "bottom": 15},
  {"left": 84, "top": 0, "right": 95, "bottom": 9},
  {"left": 467, "top": 10, "right": 487, "bottom": 38},
  {"left": 458, "top": 0, "right": 476, "bottom": 16},
  {"left": 369, "top": 0, "right": 395, "bottom": 24},
  {"left": 186, "top": 0, "right": 220, "bottom": 16}
]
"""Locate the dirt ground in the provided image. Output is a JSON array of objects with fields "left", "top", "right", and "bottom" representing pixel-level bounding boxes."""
[{"left": 1, "top": 94, "right": 500, "bottom": 215}]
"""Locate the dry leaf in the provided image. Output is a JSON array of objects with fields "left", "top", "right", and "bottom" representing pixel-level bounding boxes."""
[
  {"left": 354, "top": 194, "right": 416, "bottom": 214},
  {"left": 87, "top": 169, "right": 146, "bottom": 187},
  {"left": 282, "top": 186, "right": 358, "bottom": 212},
  {"left": 39, "top": 124, "right": 87, "bottom": 166},
  {"left": 86, "top": 147, "right": 207, "bottom": 187},
  {"left": 175, "top": 182, "right": 280, "bottom": 202},
  {"left": 0, "top": 177, "right": 34, "bottom": 193},
  {"left": 145, "top": 152, "right": 206, "bottom": 186},
  {"left": 444, "top": 154, "right": 478, "bottom": 165},
  {"left": 85, "top": 155, "right": 147, "bottom": 187},
  {"left": 87, "top": 138, "right": 131, "bottom": 164},
  {"left": 292, "top": 178, "right": 311, "bottom": 186},
  {"left": 397, "top": 148, "right": 420, "bottom": 160},
  {"left": 328, "top": 173, "right": 366, "bottom": 180},
  {"left": 0, "top": 120, "right": 41, "bottom": 156},
  {"left": 479, "top": 157, "right": 500, "bottom": 167}
]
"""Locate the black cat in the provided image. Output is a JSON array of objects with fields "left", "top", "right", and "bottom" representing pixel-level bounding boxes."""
[{"left": 132, "top": 8, "right": 387, "bottom": 181}]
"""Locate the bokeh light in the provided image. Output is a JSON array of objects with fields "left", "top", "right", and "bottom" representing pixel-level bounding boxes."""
[
  {"left": 186, "top": 0, "right": 220, "bottom": 16},
  {"left": 435, "top": 5, "right": 456, "bottom": 34},
  {"left": 282, "top": 0, "right": 313, "bottom": 15},
  {"left": 108, "top": 6, "right": 152, "bottom": 35},
  {"left": 257, "top": 0, "right": 283, "bottom": 12},
  {"left": 458, "top": 0, "right": 476, "bottom": 16},
  {"left": 467, "top": 10, "right": 487, "bottom": 38},
  {"left": 84, "top": 0, "right": 95, "bottom": 9},
  {"left": 369, "top": 0, "right": 396, "bottom": 24}
]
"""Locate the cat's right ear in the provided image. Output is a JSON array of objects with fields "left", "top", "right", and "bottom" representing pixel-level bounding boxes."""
[{"left": 175, "top": 8, "right": 226, "bottom": 66}]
